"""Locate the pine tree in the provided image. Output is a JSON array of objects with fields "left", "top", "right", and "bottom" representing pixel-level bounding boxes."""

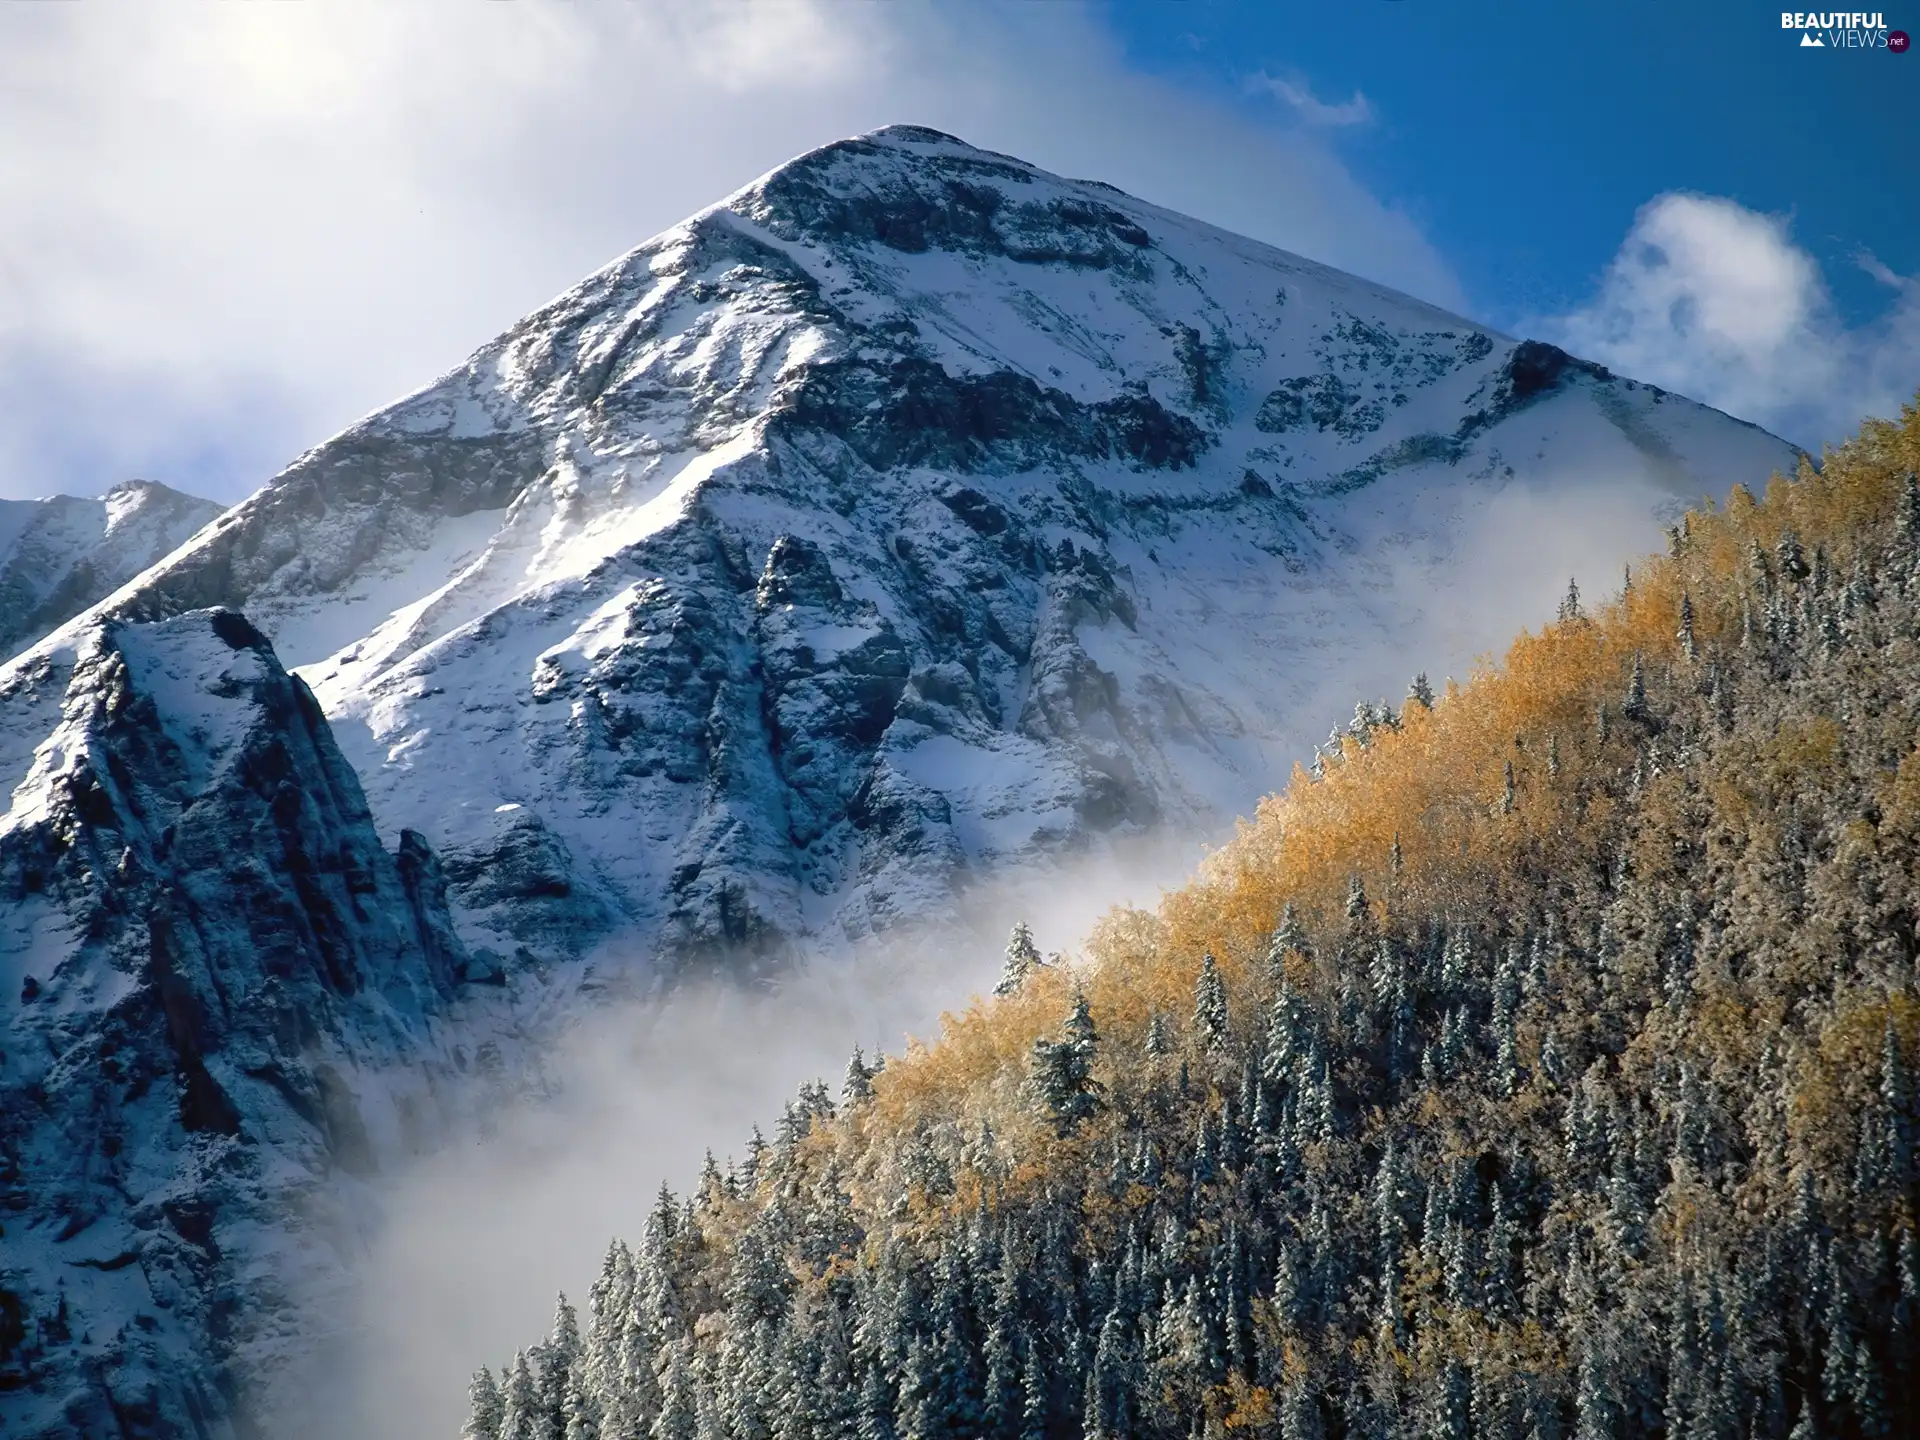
[
  {"left": 1407, "top": 672, "right": 1435, "bottom": 710},
  {"left": 1144, "top": 1011, "right": 1171, "bottom": 1059},
  {"left": 465, "top": 1367, "right": 506, "bottom": 1440},
  {"left": 502, "top": 1352, "right": 541, "bottom": 1440},
  {"left": 844, "top": 1048, "right": 876, "bottom": 1106},
  {"left": 1019, "top": 1338, "right": 1048, "bottom": 1440},
  {"left": 1279, "top": 1379, "right": 1323, "bottom": 1440},
  {"left": 537, "top": 1295, "right": 583, "bottom": 1440},
  {"left": 1573, "top": 1338, "right": 1619, "bottom": 1440},
  {"left": 995, "top": 923, "right": 1045, "bottom": 997},
  {"left": 1779, "top": 528, "right": 1810, "bottom": 582},
  {"left": 1678, "top": 591, "right": 1697, "bottom": 662},
  {"left": 1193, "top": 953, "right": 1229, "bottom": 1054},
  {"left": 1623, "top": 651, "right": 1648, "bottom": 721},
  {"left": 1883, "top": 1016, "right": 1911, "bottom": 1186},
  {"left": 563, "top": 1366, "right": 601, "bottom": 1440},
  {"left": 653, "top": 1343, "right": 698, "bottom": 1440},
  {"left": 981, "top": 1270, "right": 1021, "bottom": 1440},
  {"left": 1030, "top": 987, "right": 1102, "bottom": 1134},
  {"left": 1087, "top": 1309, "right": 1135, "bottom": 1440},
  {"left": 1558, "top": 577, "right": 1583, "bottom": 623}
]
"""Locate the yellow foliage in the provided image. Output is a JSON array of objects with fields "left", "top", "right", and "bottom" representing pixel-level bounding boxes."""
[{"left": 828, "top": 395, "right": 1920, "bottom": 1180}]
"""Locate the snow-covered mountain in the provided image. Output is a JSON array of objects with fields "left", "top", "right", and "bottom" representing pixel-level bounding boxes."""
[
  {"left": 2, "top": 126, "right": 1798, "bottom": 978},
  {"left": 0, "top": 125, "right": 1803, "bottom": 1434},
  {"left": 0, "top": 611, "right": 466, "bottom": 1436},
  {"left": 0, "top": 480, "right": 222, "bottom": 660}
]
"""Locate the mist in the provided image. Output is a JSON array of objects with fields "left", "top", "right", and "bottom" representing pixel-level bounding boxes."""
[
  {"left": 291, "top": 454, "right": 1722, "bottom": 1439},
  {"left": 292, "top": 835, "right": 1203, "bottom": 1440}
]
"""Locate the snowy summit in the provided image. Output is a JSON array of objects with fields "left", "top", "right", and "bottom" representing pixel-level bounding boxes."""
[{"left": 0, "top": 125, "right": 1801, "bottom": 1435}]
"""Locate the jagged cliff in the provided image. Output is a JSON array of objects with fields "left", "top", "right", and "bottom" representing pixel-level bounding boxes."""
[{"left": 0, "top": 611, "right": 466, "bottom": 1436}]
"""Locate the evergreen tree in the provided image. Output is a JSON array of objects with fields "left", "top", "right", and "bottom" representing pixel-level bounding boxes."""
[
  {"left": 503, "top": 1352, "right": 541, "bottom": 1440},
  {"left": 1558, "top": 577, "right": 1583, "bottom": 623},
  {"left": 1145, "top": 1011, "right": 1172, "bottom": 1059},
  {"left": 1030, "top": 987, "right": 1102, "bottom": 1134},
  {"left": 1623, "top": 651, "right": 1648, "bottom": 720},
  {"left": 1019, "top": 1339, "right": 1049, "bottom": 1440},
  {"left": 844, "top": 1048, "right": 876, "bottom": 1107},
  {"left": 537, "top": 1295, "right": 583, "bottom": 1440},
  {"left": 995, "top": 923, "right": 1045, "bottom": 997},
  {"left": 466, "top": 1367, "right": 506, "bottom": 1440},
  {"left": 653, "top": 1343, "right": 698, "bottom": 1440},
  {"left": 1192, "top": 953, "right": 1229, "bottom": 1054},
  {"left": 1779, "top": 528, "right": 1810, "bottom": 582}
]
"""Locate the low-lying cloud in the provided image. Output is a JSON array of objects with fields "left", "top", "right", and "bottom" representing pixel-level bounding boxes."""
[
  {"left": 288, "top": 441, "right": 1700, "bottom": 1440},
  {"left": 292, "top": 837, "right": 1204, "bottom": 1440},
  {"left": 1546, "top": 192, "right": 1920, "bottom": 451}
]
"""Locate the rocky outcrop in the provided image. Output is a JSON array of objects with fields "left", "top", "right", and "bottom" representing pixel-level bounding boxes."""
[
  {"left": 0, "top": 480, "right": 223, "bottom": 661},
  {"left": 0, "top": 610, "right": 463, "bottom": 1437}
]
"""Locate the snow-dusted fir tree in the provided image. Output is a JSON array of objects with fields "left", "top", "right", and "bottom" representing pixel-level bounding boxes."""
[{"left": 993, "top": 922, "right": 1045, "bottom": 997}]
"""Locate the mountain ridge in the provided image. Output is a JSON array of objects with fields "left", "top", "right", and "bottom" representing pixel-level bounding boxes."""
[
  {"left": 0, "top": 125, "right": 1808, "bottom": 1436},
  {"left": 0, "top": 479, "right": 223, "bottom": 662},
  {"left": 0, "top": 125, "right": 1802, "bottom": 978}
]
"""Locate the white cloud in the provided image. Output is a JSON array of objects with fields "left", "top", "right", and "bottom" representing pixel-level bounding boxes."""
[
  {"left": 1251, "top": 71, "right": 1375, "bottom": 127},
  {"left": 0, "top": 1, "right": 1460, "bottom": 504},
  {"left": 287, "top": 838, "right": 1204, "bottom": 1440},
  {"left": 1547, "top": 193, "right": 1920, "bottom": 450}
]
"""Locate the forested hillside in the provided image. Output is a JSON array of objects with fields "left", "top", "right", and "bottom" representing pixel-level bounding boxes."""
[{"left": 462, "top": 401, "right": 1920, "bottom": 1440}]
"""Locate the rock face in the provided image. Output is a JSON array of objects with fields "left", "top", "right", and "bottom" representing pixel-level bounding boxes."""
[
  {"left": 0, "top": 127, "right": 1801, "bottom": 982},
  {"left": 0, "top": 611, "right": 462, "bottom": 1437},
  {"left": 0, "top": 126, "right": 1806, "bottom": 1434},
  {"left": 0, "top": 480, "right": 224, "bottom": 661}
]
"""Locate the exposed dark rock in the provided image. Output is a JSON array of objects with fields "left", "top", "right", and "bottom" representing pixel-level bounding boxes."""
[
  {"left": 0, "top": 610, "right": 459, "bottom": 1435},
  {"left": 777, "top": 356, "right": 1208, "bottom": 474}
]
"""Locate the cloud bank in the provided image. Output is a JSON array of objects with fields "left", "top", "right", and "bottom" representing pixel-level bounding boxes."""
[
  {"left": 0, "top": 0, "right": 1460, "bottom": 504},
  {"left": 1547, "top": 193, "right": 1920, "bottom": 451}
]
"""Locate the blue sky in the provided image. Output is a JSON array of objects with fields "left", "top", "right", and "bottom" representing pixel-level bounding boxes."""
[
  {"left": 0, "top": 1, "right": 1914, "bottom": 504},
  {"left": 1109, "top": 1, "right": 1916, "bottom": 328}
]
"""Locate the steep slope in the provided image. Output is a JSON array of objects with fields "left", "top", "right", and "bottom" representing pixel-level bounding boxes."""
[
  {"left": 0, "top": 126, "right": 1800, "bottom": 981},
  {"left": 0, "top": 611, "right": 468, "bottom": 1438},
  {"left": 0, "top": 480, "right": 224, "bottom": 661},
  {"left": 460, "top": 411, "right": 1920, "bottom": 1440}
]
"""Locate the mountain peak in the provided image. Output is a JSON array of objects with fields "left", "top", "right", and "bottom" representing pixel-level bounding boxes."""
[
  {"left": 733, "top": 123, "right": 1153, "bottom": 269},
  {"left": 0, "top": 129, "right": 1810, "bottom": 1435}
]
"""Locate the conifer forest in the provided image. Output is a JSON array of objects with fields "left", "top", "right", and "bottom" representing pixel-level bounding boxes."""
[{"left": 463, "top": 406, "right": 1920, "bottom": 1440}]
